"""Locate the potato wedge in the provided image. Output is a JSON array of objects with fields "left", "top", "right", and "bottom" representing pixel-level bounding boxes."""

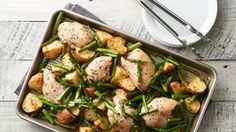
[
  {"left": 114, "top": 89, "right": 127, "bottom": 100},
  {"left": 187, "top": 77, "right": 207, "bottom": 94},
  {"left": 56, "top": 109, "right": 76, "bottom": 123},
  {"left": 22, "top": 93, "right": 43, "bottom": 113},
  {"left": 94, "top": 117, "right": 109, "bottom": 130},
  {"left": 169, "top": 81, "right": 185, "bottom": 93},
  {"left": 78, "top": 127, "right": 93, "bottom": 132},
  {"left": 163, "top": 62, "right": 175, "bottom": 74},
  {"left": 42, "top": 40, "right": 64, "bottom": 59},
  {"left": 107, "top": 37, "right": 127, "bottom": 55},
  {"left": 110, "top": 65, "right": 129, "bottom": 84},
  {"left": 86, "top": 86, "right": 96, "bottom": 97},
  {"left": 69, "top": 106, "right": 80, "bottom": 116},
  {"left": 84, "top": 109, "right": 97, "bottom": 121},
  {"left": 93, "top": 99, "right": 106, "bottom": 111},
  {"left": 96, "top": 30, "right": 113, "bottom": 46},
  {"left": 118, "top": 77, "right": 136, "bottom": 92},
  {"left": 184, "top": 97, "right": 201, "bottom": 113},
  {"left": 28, "top": 73, "right": 43, "bottom": 91},
  {"left": 65, "top": 71, "right": 79, "bottom": 86},
  {"left": 72, "top": 47, "right": 95, "bottom": 62},
  {"left": 61, "top": 53, "right": 75, "bottom": 70}
]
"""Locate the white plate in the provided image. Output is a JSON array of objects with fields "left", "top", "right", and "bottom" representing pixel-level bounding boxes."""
[{"left": 142, "top": 0, "right": 218, "bottom": 47}]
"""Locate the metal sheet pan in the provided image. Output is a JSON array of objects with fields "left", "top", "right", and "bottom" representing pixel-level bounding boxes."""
[{"left": 16, "top": 9, "right": 217, "bottom": 132}]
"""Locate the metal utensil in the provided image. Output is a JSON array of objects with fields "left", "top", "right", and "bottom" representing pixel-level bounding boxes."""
[
  {"left": 138, "top": 0, "right": 207, "bottom": 60},
  {"left": 148, "top": 0, "right": 211, "bottom": 42}
]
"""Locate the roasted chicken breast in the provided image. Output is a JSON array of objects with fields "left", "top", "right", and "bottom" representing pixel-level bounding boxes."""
[
  {"left": 121, "top": 48, "right": 155, "bottom": 91},
  {"left": 58, "top": 22, "right": 93, "bottom": 48}
]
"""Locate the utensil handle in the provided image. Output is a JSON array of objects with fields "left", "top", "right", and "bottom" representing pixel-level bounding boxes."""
[
  {"left": 148, "top": 0, "right": 211, "bottom": 42},
  {"left": 138, "top": 0, "right": 206, "bottom": 60}
]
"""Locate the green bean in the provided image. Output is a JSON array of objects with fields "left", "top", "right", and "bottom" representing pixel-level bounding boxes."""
[
  {"left": 52, "top": 12, "right": 63, "bottom": 35},
  {"left": 42, "top": 109, "right": 55, "bottom": 124},
  {"left": 128, "top": 94, "right": 143, "bottom": 104},
  {"left": 127, "top": 42, "right": 143, "bottom": 51},
  {"left": 74, "top": 86, "right": 82, "bottom": 99},
  {"left": 177, "top": 67, "right": 187, "bottom": 87},
  {"left": 41, "top": 35, "right": 59, "bottom": 47},
  {"left": 62, "top": 17, "right": 74, "bottom": 22},
  {"left": 103, "top": 52, "right": 118, "bottom": 57},
  {"left": 39, "top": 57, "right": 49, "bottom": 69},
  {"left": 167, "top": 117, "right": 182, "bottom": 122},
  {"left": 168, "top": 124, "right": 187, "bottom": 131},
  {"left": 166, "top": 56, "right": 180, "bottom": 66},
  {"left": 79, "top": 40, "right": 97, "bottom": 52},
  {"left": 104, "top": 102, "right": 118, "bottom": 114},
  {"left": 185, "top": 116, "right": 194, "bottom": 132},
  {"left": 127, "top": 90, "right": 142, "bottom": 98},
  {"left": 188, "top": 95, "right": 197, "bottom": 104},
  {"left": 148, "top": 70, "right": 162, "bottom": 85},
  {"left": 139, "top": 109, "right": 158, "bottom": 116},
  {"left": 96, "top": 48, "right": 119, "bottom": 55},
  {"left": 109, "top": 120, "right": 118, "bottom": 130},
  {"left": 137, "top": 61, "right": 142, "bottom": 82},
  {"left": 57, "top": 87, "right": 71, "bottom": 101},
  {"left": 142, "top": 95, "right": 148, "bottom": 112},
  {"left": 171, "top": 93, "right": 187, "bottom": 100},
  {"left": 55, "top": 120, "right": 76, "bottom": 130},
  {"left": 51, "top": 63, "right": 71, "bottom": 72},
  {"left": 97, "top": 82, "right": 116, "bottom": 89},
  {"left": 111, "top": 57, "right": 118, "bottom": 77}
]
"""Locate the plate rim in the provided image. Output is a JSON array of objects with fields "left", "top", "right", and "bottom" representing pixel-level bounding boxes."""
[{"left": 142, "top": 0, "right": 218, "bottom": 47}]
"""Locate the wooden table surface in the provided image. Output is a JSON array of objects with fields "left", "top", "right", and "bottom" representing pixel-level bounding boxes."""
[{"left": 0, "top": 0, "right": 236, "bottom": 131}]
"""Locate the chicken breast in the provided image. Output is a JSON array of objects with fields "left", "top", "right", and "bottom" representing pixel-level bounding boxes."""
[
  {"left": 107, "top": 89, "right": 135, "bottom": 132},
  {"left": 141, "top": 97, "right": 178, "bottom": 127},
  {"left": 58, "top": 22, "right": 93, "bottom": 48},
  {"left": 85, "top": 56, "right": 112, "bottom": 82},
  {"left": 42, "top": 69, "right": 64, "bottom": 104},
  {"left": 121, "top": 48, "right": 155, "bottom": 92}
]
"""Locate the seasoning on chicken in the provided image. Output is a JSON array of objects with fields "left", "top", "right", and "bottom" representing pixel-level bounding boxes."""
[
  {"left": 85, "top": 56, "right": 112, "bottom": 82},
  {"left": 42, "top": 69, "right": 64, "bottom": 104},
  {"left": 121, "top": 48, "right": 155, "bottom": 92},
  {"left": 58, "top": 22, "right": 94, "bottom": 48},
  {"left": 107, "top": 89, "right": 135, "bottom": 132},
  {"left": 141, "top": 97, "right": 178, "bottom": 127}
]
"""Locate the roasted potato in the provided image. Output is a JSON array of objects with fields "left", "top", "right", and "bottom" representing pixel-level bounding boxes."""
[
  {"left": 56, "top": 109, "right": 76, "bottom": 123},
  {"left": 84, "top": 109, "right": 97, "bottom": 121},
  {"left": 22, "top": 93, "right": 43, "bottom": 113},
  {"left": 69, "top": 106, "right": 80, "bottom": 116},
  {"left": 72, "top": 47, "right": 95, "bottom": 62},
  {"left": 94, "top": 117, "right": 109, "bottom": 130},
  {"left": 114, "top": 89, "right": 127, "bottom": 100},
  {"left": 169, "top": 81, "right": 185, "bottom": 93},
  {"left": 187, "top": 77, "right": 207, "bottom": 94},
  {"left": 65, "top": 71, "right": 79, "bottom": 86},
  {"left": 86, "top": 86, "right": 96, "bottom": 97},
  {"left": 42, "top": 40, "right": 64, "bottom": 59},
  {"left": 78, "top": 126, "right": 93, "bottom": 132},
  {"left": 93, "top": 99, "right": 106, "bottom": 111},
  {"left": 96, "top": 30, "right": 113, "bottom": 46},
  {"left": 118, "top": 77, "right": 136, "bottom": 92},
  {"left": 61, "top": 53, "right": 75, "bottom": 70},
  {"left": 107, "top": 37, "right": 127, "bottom": 55},
  {"left": 163, "top": 62, "right": 175, "bottom": 74},
  {"left": 110, "top": 65, "right": 129, "bottom": 84},
  {"left": 28, "top": 72, "right": 43, "bottom": 91},
  {"left": 184, "top": 97, "right": 201, "bottom": 113}
]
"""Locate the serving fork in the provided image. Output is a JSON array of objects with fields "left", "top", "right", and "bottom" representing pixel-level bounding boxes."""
[{"left": 137, "top": 0, "right": 209, "bottom": 60}]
